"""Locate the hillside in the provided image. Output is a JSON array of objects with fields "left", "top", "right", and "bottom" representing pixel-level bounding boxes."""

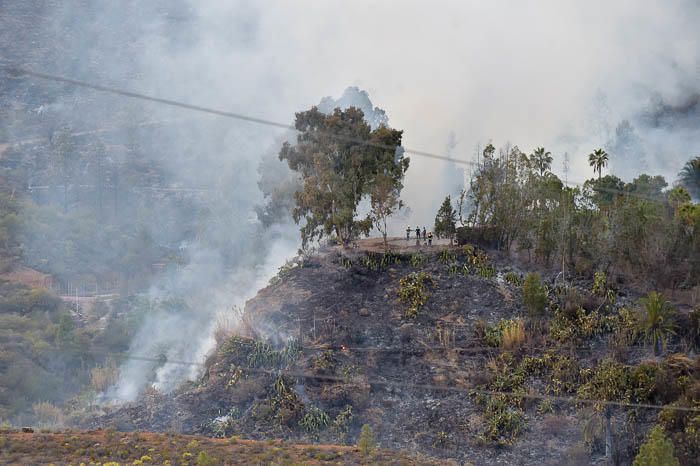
[{"left": 85, "top": 242, "right": 700, "bottom": 465}]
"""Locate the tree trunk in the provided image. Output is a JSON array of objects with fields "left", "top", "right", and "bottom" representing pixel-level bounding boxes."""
[{"left": 604, "top": 408, "right": 614, "bottom": 462}]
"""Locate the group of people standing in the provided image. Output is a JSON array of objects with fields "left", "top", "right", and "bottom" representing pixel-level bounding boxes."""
[{"left": 406, "top": 226, "right": 433, "bottom": 246}]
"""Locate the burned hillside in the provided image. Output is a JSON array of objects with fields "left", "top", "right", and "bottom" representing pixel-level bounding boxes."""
[{"left": 88, "top": 244, "right": 700, "bottom": 465}]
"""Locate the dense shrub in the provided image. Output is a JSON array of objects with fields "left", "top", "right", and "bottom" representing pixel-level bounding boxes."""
[
  {"left": 298, "top": 406, "right": 330, "bottom": 433},
  {"left": 481, "top": 395, "right": 526, "bottom": 445},
  {"left": 0, "top": 281, "right": 61, "bottom": 314},
  {"left": 577, "top": 359, "right": 630, "bottom": 410}
]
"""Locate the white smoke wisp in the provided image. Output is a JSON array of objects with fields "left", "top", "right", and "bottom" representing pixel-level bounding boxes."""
[{"left": 110, "top": 225, "right": 299, "bottom": 402}]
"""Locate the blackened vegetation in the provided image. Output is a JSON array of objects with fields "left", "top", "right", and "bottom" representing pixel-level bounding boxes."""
[{"left": 89, "top": 244, "right": 700, "bottom": 465}]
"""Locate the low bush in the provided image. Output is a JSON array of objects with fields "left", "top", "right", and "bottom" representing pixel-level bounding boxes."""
[
  {"left": 398, "top": 272, "right": 435, "bottom": 318},
  {"left": 503, "top": 271, "right": 523, "bottom": 286},
  {"left": 331, "top": 405, "right": 353, "bottom": 442},
  {"left": 298, "top": 406, "right": 330, "bottom": 433},
  {"left": 577, "top": 359, "right": 630, "bottom": 410},
  {"left": 481, "top": 395, "right": 526, "bottom": 445},
  {"left": 0, "top": 281, "right": 61, "bottom": 315},
  {"left": 546, "top": 354, "right": 581, "bottom": 396}
]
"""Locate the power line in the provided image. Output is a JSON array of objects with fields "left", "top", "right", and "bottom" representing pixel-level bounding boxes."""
[
  {"left": 87, "top": 349, "right": 700, "bottom": 414},
  {"left": 1, "top": 65, "right": 466, "bottom": 166},
  {"left": 1, "top": 65, "right": 685, "bottom": 206}
]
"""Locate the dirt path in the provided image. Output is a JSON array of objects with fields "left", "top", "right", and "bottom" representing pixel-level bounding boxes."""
[{"left": 343, "top": 236, "right": 454, "bottom": 254}]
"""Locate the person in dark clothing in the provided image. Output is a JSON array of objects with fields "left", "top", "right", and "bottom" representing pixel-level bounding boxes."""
[
  {"left": 406, "top": 226, "right": 411, "bottom": 240},
  {"left": 428, "top": 231, "right": 433, "bottom": 246},
  {"left": 422, "top": 227, "right": 427, "bottom": 240},
  {"left": 415, "top": 227, "right": 421, "bottom": 239}
]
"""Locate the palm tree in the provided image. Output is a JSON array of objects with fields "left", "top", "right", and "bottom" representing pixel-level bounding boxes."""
[
  {"left": 531, "top": 147, "right": 553, "bottom": 176},
  {"left": 678, "top": 156, "right": 700, "bottom": 199},
  {"left": 588, "top": 148, "right": 609, "bottom": 180},
  {"left": 637, "top": 291, "right": 676, "bottom": 355}
]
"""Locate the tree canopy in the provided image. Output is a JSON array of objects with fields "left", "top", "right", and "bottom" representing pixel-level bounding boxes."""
[
  {"left": 279, "top": 106, "right": 409, "bottom": 246},
  {"left": 466, "top": 143, "right": 699, "bottom": 286}
]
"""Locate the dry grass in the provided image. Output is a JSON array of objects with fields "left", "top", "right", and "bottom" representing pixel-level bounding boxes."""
[
  {"left": 213, "top": 309, "right": 239, "bottom": 346},
  {"left": 0, "top": 430, "right": 454, "bottom": 465},
  {"left": 502, "top": 319, "right": 526, "bottom": 351}
]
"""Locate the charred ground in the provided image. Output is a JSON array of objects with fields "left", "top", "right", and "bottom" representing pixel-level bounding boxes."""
[{"left": 84, "top": 241, "right": 700, "bottom": 465}]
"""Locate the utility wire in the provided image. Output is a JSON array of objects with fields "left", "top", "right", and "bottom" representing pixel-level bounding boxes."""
[
  {"left": 85, "top": 349, "right": 700, "bottom": 413},
  {"left": 2, "top": 65, "right": 684, "bottom": 206},
  {"left": 1, "top": 65, "right": 464, "bottom": 165}
]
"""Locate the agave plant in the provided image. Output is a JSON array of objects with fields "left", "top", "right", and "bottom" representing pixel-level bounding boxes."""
[{"left": 637, "top": 291, "right": 676, "bottom": 355}]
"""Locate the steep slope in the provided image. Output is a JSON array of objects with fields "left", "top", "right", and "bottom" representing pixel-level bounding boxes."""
[{"left": 89, "top": 244, "right": 699, "bottom": 465}]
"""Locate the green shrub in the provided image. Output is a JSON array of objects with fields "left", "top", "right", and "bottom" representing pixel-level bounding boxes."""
[
  {"left": 0, "top": 282, "right": 61, "bottom": 314},
  {"left": 360, "top": 254, "right": 379, "bottom": 271},
  {"left": 503, "top": 272, "right": 523, "bottom": 286},
  {"left": 686, "top": 308, "right": 700, "bottom": 350},
  {"left": 409, "top": 253, "right": 426, "bottom": 268},
  {"left": 523, "top": 272, "right": 547, "bottom": 317},
  {"left": 633, "top": 425, "right": 679, "bottom": 466},
  {"left": 550, "top": 307, "right": 615, "bottom": 343},
  {"left": 196, "top": 450, "right": 217, "bottom": 466},
  {"left": 299, "top": 406, "right": 330, "bottom": 433},
  {"left": 577, "top": 359, "right": 630, "bottom": 410},
  {"left": 398, "top": 272, "right": 435, "bottom": 318},
  {"left": 331, "top": 405, "right": 353, "bottom": 442},
  {"left": 546, "top": 354, "right": 581, "bottom": 396},
  {"left": 592, "top": 271, "right": 607, "bottom": 296},
  {"left": 438, "top": 249, "right": 456, "bottom": 264},
  {"left": 481, "top": 395, "right": 526, "bottom": 445}
]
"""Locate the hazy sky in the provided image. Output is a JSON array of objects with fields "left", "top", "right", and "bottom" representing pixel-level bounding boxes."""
[{"left": 143, "top": 0, "right": 697, "bottom": 216}]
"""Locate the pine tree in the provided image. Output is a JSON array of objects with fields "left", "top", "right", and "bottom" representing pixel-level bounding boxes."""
[
  {"left": 633, "top": 425, "right": 679, "bottom": 466},
  {"left": 434, "top": 196, "right": 457, "bottom": 239},
  {"left": 357, "top": 424, "right": 376, "bottom": 456}
]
